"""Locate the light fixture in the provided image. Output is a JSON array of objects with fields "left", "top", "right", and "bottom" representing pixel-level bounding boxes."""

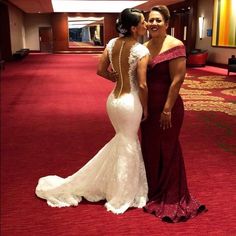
[
  {"left": 171, "top": 27, "right": 175, "bottom": 37},
  {"left": 52, "top": 0, "right": 147, "bottom": 13},
  {"left": 183, "top": 26, "right": 187, "bottom": 41},
  {"left": 198, "top": 16, "right": 204, "bottom": 40}
]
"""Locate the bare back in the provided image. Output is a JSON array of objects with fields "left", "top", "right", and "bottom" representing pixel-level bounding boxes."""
[
  {"left": 111, "top": 38, "right": 138, "bottom": 98},
  {"left": 106, "top": 37, "right": 149, "bottom": 100}
]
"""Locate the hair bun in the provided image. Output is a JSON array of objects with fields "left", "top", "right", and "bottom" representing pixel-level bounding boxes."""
[
  {"left": 116, "top": 18, "right": 128, "bottom": 34},
  {"left": 115, "top": 8, "right": 142, "bottom": 36}
]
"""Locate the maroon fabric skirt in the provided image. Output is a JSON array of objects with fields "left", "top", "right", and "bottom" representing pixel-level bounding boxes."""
[{"left": 141, "top": 95, "right": 206, "bottom": 223}]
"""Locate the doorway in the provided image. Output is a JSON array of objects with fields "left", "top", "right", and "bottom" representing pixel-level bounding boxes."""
[
  {"left": 0, "top": 2, "right": 12, "bottom": 60},
  {"left": 39, "top": 27, "right": 53, "bottom": 52}
]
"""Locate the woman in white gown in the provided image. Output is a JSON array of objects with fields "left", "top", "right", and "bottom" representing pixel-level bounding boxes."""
[{"left": 35, "top": 8, "right": 150, "bottom": 214}]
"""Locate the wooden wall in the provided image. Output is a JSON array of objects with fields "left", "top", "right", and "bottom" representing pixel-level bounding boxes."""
[
  {"left": 0, "top": 2, "right": 12, "bottom": 60},
  {"left": 168, "top": 0, "right": 198, "bottom": 54},
  {"left": 51, "top": 13, "right": 118, "bottom": 52},
  {"left": 2, "top": 0, "right": 198, "bottom": 55}
]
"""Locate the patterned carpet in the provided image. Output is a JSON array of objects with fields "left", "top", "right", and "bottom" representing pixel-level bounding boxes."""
[
  {"left": 181, "top": 74, "right": 236, "bottom": 116},
  {"left": 1, "top": 55, "right": 236, "bottom": 235}
]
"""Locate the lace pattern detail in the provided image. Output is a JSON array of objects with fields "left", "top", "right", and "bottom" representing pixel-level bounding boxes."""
[
  {"left": 107, "top": 38, "right": 149, "bottom": 93},
  {"left": 106, "top": 38, "right": 117, "bottom": 71},
  {"left": 35, "top": 44, "right": 149, "bottom": 214},
  {"left": 36, "top": 65, "right": 148, "bottom": 214},
  {"left": 128, "top": 43, "right": 149, "bottom": 92},
  {"left": 36, "top": 132, "right": 148, "bottom": 214}
]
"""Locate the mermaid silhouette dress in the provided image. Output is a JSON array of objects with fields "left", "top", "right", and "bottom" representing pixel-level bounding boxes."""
[
  {"left": 141, "top": 45, "right": 206, "bottom": 222},
  {"left": 35, "top": 37, "right": 149, "bottom": 214}
]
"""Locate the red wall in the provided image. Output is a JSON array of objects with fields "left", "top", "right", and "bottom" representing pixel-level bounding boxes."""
[
  {"left": 168, "top": 0, "right": 198, "bottom": 54},
  {"left": 0, "top": 2, "right": 12, "bottom": 60}
]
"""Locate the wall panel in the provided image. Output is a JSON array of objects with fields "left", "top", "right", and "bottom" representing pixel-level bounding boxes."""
[{"left": 52, "top": 13, "right": 118, "bottom": 52}]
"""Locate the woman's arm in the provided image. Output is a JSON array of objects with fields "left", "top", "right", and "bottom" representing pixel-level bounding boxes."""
[
  {"left": 137, "top": 55, "right": 149, "bottom": 121},
  {"left": 97, "top": 49, "right": 116, "bottom": 82},
  {"left": 160, "top": 56, "right": 186, "bottom": 129}
]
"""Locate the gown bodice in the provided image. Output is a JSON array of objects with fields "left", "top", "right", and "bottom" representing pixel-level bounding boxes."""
[
  {"left": 146, "top": 45, "right": 186, "bottom": 111},
  {"left": 147, "top": 45, "right": 186, "bottom": 86},
  {"left": 106, "top": 37, "right": 149, "bottom": 95}
]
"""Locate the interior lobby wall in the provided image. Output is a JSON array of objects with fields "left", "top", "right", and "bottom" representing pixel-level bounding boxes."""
[
  {"left": 24, "top": 14, "right": 52, "bottom": 51},
  {"left": 8, "top": 3, "right": 25, "bottom": 54},
  {"left": 196, "top": 0, "right": 236, "bottom": 64},
  {"left": 0, "top": 2, "right": 12, "bottom": 60},
  {"left": 51, "top": 13, "right": 118, "bottom": 52}
]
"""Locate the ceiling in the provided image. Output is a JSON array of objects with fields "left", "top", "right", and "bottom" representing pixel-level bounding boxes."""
[{"left": 8, "top": 0, "right": 185, "bottom": 13}]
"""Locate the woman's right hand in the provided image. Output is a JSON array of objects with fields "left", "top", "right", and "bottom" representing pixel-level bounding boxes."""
[
  {"left": 160, "top": 111, "right": 172, "bottom": 130},
  {"left": 108, "top": 71, "right": 119, "bottom": 82},
  {"left": 141, "top": 109, "right": 148, "bottom": 122}
]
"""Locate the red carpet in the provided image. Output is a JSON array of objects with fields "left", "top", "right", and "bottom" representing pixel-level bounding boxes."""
[{"left": 1, "top": 54, "right": 236, "bottom": 235}]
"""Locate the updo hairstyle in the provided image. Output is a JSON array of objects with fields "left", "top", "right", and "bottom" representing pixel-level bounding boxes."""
[
  {"left": 151, "top": 5, "right": 170, "bottom": 22},
  {"left": 116, "top": 8, "right": 142, "bottom": 36}
]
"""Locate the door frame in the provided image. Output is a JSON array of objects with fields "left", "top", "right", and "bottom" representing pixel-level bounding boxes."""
[{"left": 39, "top": 27, "right": 53, "bottom": 52}]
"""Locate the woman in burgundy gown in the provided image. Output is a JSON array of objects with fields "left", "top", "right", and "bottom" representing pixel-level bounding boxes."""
[{"left": 141, "top": 5, "right": 206, "bottom": 223}]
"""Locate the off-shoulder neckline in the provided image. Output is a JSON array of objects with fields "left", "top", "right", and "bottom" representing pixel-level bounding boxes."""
[
  {"left": 148, "top": 45, "right": 186, "bottom": 66},
  {"left": 151, "top": 45, "right": 185, "bottom": 58}
]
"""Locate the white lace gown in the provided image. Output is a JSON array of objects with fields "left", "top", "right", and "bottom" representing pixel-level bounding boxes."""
[{"left": 35, "top": 38, "right": 149, "bottom": 214}]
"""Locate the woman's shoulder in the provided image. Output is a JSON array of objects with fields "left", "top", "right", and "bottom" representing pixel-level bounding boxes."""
[
  {"left": 106, "top": 37, "right": 119, "bottom": 52},
  {"left": 160, "top": 36, "right": 186, "bottom": 61},
  {"left": 143, "top": 41, "right": 149, "bottom": 47},
  {"left": 136, "top": 42, "right": 148, "bottom": 49},
  {"left": 134, "top": 43, "right": 149, "bottom": 53},
  {"left": 131, "top": 42, "right": 149, "bottom": 59},
  {"left": 107, "top": 37, "right": 118, "bottom": 45},
  {"left": 165, "top": 35, "right": 184, "bottom": 49}
]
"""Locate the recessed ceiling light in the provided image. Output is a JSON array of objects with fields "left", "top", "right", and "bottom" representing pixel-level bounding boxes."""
[{"left": 52, "top": 0, "right": 147, "bottom": 13}]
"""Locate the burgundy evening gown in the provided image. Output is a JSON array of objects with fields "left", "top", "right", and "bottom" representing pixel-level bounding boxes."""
[{"left": 141, "top": 45, "right": 206, "bottom": 223}]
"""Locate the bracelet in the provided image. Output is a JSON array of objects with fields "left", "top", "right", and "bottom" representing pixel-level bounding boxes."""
[{"left": 162, "top": 111, "right": 171, "bottom": 116}]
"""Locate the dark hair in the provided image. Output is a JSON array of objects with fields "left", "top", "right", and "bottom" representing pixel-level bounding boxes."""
[
  {"left": 116, "top": 8, "right": 142, "bottom": 36},
  {"left": 150, "top": 5, "right": 170, "bottom": 22}
]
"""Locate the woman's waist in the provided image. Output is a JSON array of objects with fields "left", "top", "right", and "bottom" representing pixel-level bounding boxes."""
[
  {"left": 108, "top": 90, "right": 140, "bottom": 103},
  {"left": 147, "top": 86, "right": 169, "bottom": 99},
  {"left": 107, "top": 92, "right": 142, "bottom": 113},
  {"left": 148, "top": 94, "right": 183, "bottom": 108},
  {"left": 147, "top": 79, "right": 171, "bottom": 87},
  {"left": 110, "top": 89, "right": 139, "bottom": 97}
]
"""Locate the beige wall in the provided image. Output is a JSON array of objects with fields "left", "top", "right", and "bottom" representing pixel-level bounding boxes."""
[
  {"left": 7, "top": 6, "right": 51, "bottom": 53},
  {"left": 8, "top": 4, "right": 25, "bottom": 53},
  {"left": 24, "top": 14, "right": 51, "bottom": 51},
  {"left": 8, "top": 0, "right": 236, "bottom": 63},
  {"left": 196, "top": 0, "right": 236, "bottom": 64}
]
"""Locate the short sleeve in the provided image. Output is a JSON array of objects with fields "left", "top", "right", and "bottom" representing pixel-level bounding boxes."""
[
  {"left": 106, "top": 38, "right": 117, "bottom": 54},
  {"left": 134, "top": 44, "right": 150, "bottom": 60}
]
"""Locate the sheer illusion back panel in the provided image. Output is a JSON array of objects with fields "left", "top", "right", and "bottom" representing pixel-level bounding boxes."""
[{"left": 112, "top": 39, "right": 135, "bottom": 98}]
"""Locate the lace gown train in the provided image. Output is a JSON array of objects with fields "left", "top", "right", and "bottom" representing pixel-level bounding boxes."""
[{"left": 35, "top": 38, "right": 149, "bottom": 214}]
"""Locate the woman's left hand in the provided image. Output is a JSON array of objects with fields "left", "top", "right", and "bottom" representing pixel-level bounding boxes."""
[
  {"left": 141, "top": 109, "right": 148, "bottom": 122},
  {"left": 108, "top": 71, "right": 119, "bottom": 82},
  {"left": 160, "top": 111, "right": 172, "bottom": 130}
]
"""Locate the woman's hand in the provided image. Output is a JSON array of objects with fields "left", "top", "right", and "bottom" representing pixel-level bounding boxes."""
[
  {"left": 97, "top": 49, "right": 118, "bottom": 83},
  {"left": 160, "top": 111, "right": 172, "bottom": 130},
  {"left": 108, "top": 71, "right": 119, "bottom": 82},
  {"left": 141, "top": 109, "right": 148, "bottom": 122}
]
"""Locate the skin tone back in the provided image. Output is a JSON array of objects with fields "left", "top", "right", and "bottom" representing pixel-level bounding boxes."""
[{"left": 97, "top": 13, "right": 149, "bottom": 120}]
